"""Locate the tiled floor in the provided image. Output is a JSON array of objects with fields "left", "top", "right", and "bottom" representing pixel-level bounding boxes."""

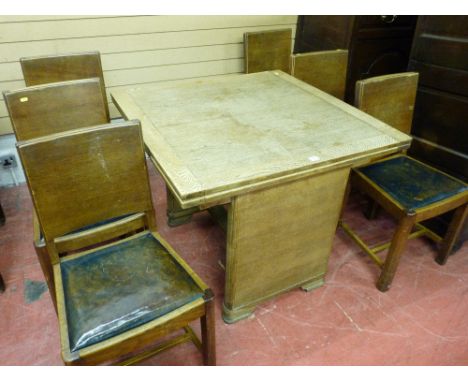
[{"left": 1, "top": 163, "right": 467, "bottom": 365}]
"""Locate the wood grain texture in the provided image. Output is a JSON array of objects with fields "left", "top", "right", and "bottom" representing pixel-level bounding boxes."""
[
  {"left": 291, "top": 50, "right": 348, "bottom": 99},
  {"left": 17, "top": 121, "right": 153, "bottom": 240},
  {"left": 4, "top": 78, "right": 107, "bottom": 140},
  {"left": 18, "top": 122, "right": 215, "bottom": 365},
  {"left": 112, "top": 71, "right": 411, "bottom": 209},
  {"left": 354, "top": 72, "right": 419, "bottom": 134},
  {"left": 5, "top": 78, "right": 109, "bottom": 309},
  {"left": 223, "top": 168, "right": 349, "bottom": 322},
  {"left": 113, "top": 70, "right": 411, "bottom": 322},
  {"left": 244, "top": 29, "right": 292, "bottom": 73},
  {"left": 20, "top": 51, "right": 110, "bottom": 121},
  {"left": 294, "top": 16, "right": 418, "bottom": 104}
]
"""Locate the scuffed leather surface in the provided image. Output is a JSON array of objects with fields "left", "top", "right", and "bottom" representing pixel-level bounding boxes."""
[
  {"left": 61, "top": 233, "right": 203, "bottom": 351},
  {"left": 358, "top": 156, "right": 467, "bottom": 211}
]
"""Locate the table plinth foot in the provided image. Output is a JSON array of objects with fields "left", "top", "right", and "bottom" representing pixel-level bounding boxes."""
[
  {"left": 301, "top": 276, "right": 325, "bottom": 292},
  {"left": 166, "top": 186, "right": 198, "bottom": 227},
  {"left": 222, "top": 303, "right": 255, "bottom": 324},
  {"left": 167, "top": 211, "right": 195, "bottom": 227}
]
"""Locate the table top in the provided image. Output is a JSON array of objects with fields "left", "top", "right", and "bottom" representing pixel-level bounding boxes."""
[{"left": 112, "top": 71, "right": 411, "bottom": 208}]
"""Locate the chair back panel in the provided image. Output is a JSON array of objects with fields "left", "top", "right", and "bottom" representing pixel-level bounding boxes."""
[
  {"left": 244, "top": 29, "right": 292, "bottom": 74},
  {"left": 17, "top": 121, "right": 154, "bottom": 241},
  {"left": 20, "top": 51, "right": 109, "bottom": 120},
  {"left": 354, "top": 72, "right": 419, "bottom": 134},
  {"left": 291, "top": 50, "right": 348, "bottom": 100},
  {"left": 4, "top": 78, "right": 108, "bottom": 141}
]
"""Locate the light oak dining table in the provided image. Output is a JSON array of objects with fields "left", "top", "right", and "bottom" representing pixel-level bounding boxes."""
[{"left": 111, "top": 70, "right": 411, "bottom": 323}]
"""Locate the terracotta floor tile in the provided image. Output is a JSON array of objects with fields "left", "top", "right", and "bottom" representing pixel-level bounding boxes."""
[{"left": 1, "top": 163, "right": 467, "bottom": 365}]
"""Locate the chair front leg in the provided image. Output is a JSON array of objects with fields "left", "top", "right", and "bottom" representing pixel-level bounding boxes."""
[
  {"left": 201, "top": 290, "right": 216, "bottom": 366},
  {"left": 436, "top": 203, "right": 468, "bottom": 265},
  {"left": 377, "top": 215, "right": 415, "bottom": 292}
]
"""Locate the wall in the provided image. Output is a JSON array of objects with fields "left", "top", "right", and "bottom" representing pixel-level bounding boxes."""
[{"left": 0, "top": 15, "right": 298, "bottom": 186}]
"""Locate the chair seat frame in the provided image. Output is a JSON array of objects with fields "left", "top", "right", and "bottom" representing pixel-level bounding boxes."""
[{"left": 340, "top": 154, "right": 468, "bottom": 291}]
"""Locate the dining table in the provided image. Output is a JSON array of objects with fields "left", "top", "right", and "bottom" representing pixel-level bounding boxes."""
[{"left": 111, "top": 70, "right": 411, "bottom": 323}]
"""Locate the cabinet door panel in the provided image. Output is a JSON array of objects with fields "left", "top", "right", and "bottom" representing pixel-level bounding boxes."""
[
  {"left": 412, "top": 88, "right": 468, "bottom": 154},
  {"left": 409, "top": 60, "right": 468, "bottom": 97}
]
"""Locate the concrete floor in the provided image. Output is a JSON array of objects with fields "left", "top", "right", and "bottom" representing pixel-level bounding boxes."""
[{"left": 1, "top": 163, "right": 467, "bottom": 365}]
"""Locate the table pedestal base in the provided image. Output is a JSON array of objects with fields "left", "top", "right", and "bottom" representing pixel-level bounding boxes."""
[
  {"left": 222, "top": 273, "right": 326, "bottom": 323},
  {"left": 223, "top": 168, "right": 349, "bottom": 323}
]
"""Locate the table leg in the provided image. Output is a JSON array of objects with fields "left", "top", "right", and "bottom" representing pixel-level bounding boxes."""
[
  {"left": 222, "top": 168, "right": 349, "bottom": 323},
  {"left": 166, "top": 185, "right": 199, "bottom": 227}
]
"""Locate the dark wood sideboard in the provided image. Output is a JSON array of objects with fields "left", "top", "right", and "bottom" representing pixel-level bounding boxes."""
[
  {"left": 407, "top": 16, "right": 468, "bottom": 244},
  {"left": 294, "top": 15, "right": 418, "bottom": 103}
]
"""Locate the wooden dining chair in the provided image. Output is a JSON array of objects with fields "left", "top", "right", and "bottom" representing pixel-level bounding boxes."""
[
  {"left": 16, "top": 120, "right": 216, "bottom": 365},
  {"left": 20, "top": 51, "right": 110, "bottom": 121},
  {"left": 3, "top": 78, "right": 109, "bottom": 307},
  {"left": 340, "top": 72, "right": 468, "bottom": 292},
  {"left": 244, "top": 29, "right": 292, "bottom": 74},
  {"left": 291, "top": 50, "right": 348, "bottom": 100}
]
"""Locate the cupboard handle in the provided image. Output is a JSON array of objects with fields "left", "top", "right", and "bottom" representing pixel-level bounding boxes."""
[{"left": 380, "top": 15, "right": 398, "bottom": 24}]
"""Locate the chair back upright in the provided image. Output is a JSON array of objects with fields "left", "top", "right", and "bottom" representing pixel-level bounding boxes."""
[
  {"left": 17, "top": 121, "right": 156, "bottom": 261},
  {"left": 20, "top": 51, "right": 110, "bottom": 121},
  {"left": 4, "top": 78, "right": 108, "bottom": 141},
  {"left": 244, "top": 29, "right": 292, "bottom": 74},
  {"left": 291, "top": 50, "right": 348, "bottom": 100},
  {"left": 354, "top": 72, "right": 419, "bottom": 135}
]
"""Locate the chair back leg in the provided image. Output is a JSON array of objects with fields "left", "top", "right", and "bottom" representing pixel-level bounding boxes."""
[{"left": 436, "top": 204, "right": 468, "bottom": 265}]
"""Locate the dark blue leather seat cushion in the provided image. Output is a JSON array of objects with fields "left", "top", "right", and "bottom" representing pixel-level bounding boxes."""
[
  {"left": 357, "top": 156, "right": 467, "bottom": 211},
  {"left": 61, "top": 233, "right": 204, "bottom": 352}
]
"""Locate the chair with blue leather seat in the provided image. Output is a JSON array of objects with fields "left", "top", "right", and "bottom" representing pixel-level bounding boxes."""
[
  {"left": 340, "top": 72, "right": 468, "bottom": 292},
  {"left": 16, "top": 120, "right": 216, "bottom": 365}
]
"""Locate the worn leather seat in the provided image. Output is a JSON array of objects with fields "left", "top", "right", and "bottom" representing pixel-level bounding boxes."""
[
  {"left": 61, "top": 232, "right": 204, "bottom": 352},
  {"left": 357, "top": 156, "right": 468, "bottom": 212}
]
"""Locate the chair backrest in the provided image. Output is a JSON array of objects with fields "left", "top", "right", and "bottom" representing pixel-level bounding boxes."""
[
  {"left": 291, "top": 50, "right": 348, "bottom": 100},
  {"left": 354, "top": 72, "right": 419, "bottom": 135},
  {"left": 244, "top": 29, "right": 292, "bottom": 74},
  {"left": 17, "top": 121, "right": 156, "bottom": 259},
  {"left": 20, "top": 51, "right": 110, "bottom": 121},
  {"left": 4, "top": 78, "right": 108, "bottom": 141}
]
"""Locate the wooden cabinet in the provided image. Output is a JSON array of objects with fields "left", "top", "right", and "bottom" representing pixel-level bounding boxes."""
[
  {"left": 294, "top": 15, "right": 418, "bottom": 103},
  {"left": 407, "top": 16, "right": 468, "bottom": 245},
  {"left": 407, "top": 16, "right": 468, "bottom": 181}
]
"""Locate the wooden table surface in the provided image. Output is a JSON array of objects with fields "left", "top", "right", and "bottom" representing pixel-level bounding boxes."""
[
  {"left": 112, "top": 71, "right": 410, "bottom": 209},
  {"left": 112, "top": 71, "right": 411, "bottom": 323}
]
